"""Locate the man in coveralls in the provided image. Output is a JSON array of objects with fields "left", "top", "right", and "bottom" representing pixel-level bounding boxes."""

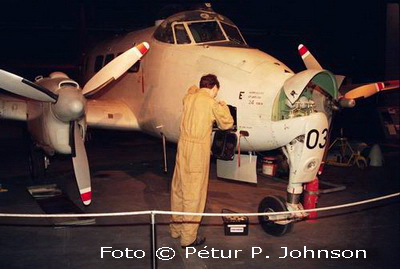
[{"left": 170, "top": 74, "right": 234, "bottom": 248}]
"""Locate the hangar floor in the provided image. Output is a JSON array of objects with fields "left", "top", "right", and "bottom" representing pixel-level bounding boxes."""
[{"left": 0, "top": 123, "right": 399, "bottom": 269}]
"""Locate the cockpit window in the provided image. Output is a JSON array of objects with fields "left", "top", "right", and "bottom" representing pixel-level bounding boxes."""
[
  {"left": 187, "top": 21, "right": 226, "bottom": 43},
  {"left": 153, "top": 10, "right": 248, "bottom": 47},
  {"left": 220, "top": 22, "right": 246, "bottom": 45},
  {"left": 154, "top": 20, "right": 174, "bottom": 43},
  {"left": 173, "top": 24, "right": 191, "bottom": 44}
]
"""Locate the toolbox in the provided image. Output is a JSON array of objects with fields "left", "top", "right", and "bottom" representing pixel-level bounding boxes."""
[{"left": 222, "top": 209, "right": 249, "bottom": 236}]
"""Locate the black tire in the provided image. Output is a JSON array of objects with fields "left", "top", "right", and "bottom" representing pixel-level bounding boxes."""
[
  {"left": 28, "top": 144, "right": 46, "bottom": 182},
  {"left": 258, "top": 195, "right": 294, "bottom": 236}
]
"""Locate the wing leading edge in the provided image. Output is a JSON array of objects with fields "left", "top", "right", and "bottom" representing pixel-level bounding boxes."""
[
  {"left": 0, "top": 93, "right": 27, "bottom": 121},
  {"left": 86, "top": 99, "right": 139, "bottom": 130}
]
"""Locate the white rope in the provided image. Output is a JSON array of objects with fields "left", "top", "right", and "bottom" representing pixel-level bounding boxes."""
[
  {"left": 162, "top": 192, "right": 400, "bottom": 217},
  {"left": 0, "top": 210, "right": 152, "bottom": 218},
  {"left": 0, "top": 192, "right": 398, "bottom": 219}
]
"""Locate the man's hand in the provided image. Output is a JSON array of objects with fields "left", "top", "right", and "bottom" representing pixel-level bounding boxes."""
[{"left": 218, "top": 101, "right": 226, "bottom": 106}]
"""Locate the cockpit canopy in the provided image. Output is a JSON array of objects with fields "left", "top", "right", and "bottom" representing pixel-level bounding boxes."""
[{"left": 154, "top": 9, "right": 248, "bottom": 47}]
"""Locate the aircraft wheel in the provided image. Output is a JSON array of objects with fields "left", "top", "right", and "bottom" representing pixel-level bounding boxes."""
[
  {"left": 258, "top": 195, "right": 293, "bottom": 236},
  {"left": 29, "top": 145, "right": 46, "bottom": 182}
]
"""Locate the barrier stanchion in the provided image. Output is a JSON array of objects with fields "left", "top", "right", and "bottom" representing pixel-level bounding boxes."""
[{"left": 150, "top": 212, "right": 157, "bottom": 269}]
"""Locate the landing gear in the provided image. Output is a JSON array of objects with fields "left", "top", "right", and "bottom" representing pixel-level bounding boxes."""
[
  {"left": 258, "top": 195, "right": 294, "bottom": 236},
  {"left": 28, "top": 144, "right": 47, "bottom": 182}
]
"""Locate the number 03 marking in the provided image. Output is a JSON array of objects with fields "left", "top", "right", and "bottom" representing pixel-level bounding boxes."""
[{"left": 306, "top": 128, "right": 328, "bottom": 149}]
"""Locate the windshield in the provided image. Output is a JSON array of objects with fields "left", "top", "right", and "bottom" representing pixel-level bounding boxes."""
[
  {"left": 154, "top": 10, "right": 248, "bottom": 47},
  {"left": 221, "top": 22, "right": 246, "bottom": 45},
  {"left": 187, "top": 21, "right": 226, "bottom": 43},
  {"left": 174, "top": 24, "right": 191, "bottom": 44}
]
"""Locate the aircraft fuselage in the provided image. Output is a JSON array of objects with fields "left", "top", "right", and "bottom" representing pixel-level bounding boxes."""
[{"left": 83, "top": 27, "right": 302, "bottom": 152}]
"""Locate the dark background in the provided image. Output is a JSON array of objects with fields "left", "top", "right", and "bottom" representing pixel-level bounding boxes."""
[
  {"left": 0, "top": 0, "right": 398, "bottom": 142},
  {"left": 0, "top": 0, "right": 397, "bottom": 80}
]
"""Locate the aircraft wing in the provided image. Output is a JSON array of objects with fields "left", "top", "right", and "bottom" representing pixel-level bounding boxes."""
[
  {"left": 0, "top": 92, "right": 27, "bottom": 121},
  {"left": 86, "top": 99, "right": 139, "bottom": 130}
]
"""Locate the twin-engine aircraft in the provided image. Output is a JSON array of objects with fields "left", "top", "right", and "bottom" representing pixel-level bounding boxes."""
[{"left": 0, "top": 5, "right": 397, "bottom": 235}]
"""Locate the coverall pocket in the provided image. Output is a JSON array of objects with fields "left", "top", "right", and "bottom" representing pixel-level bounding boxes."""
[{"left": 183, "top": 142, "right": 204, "bottom": 173}]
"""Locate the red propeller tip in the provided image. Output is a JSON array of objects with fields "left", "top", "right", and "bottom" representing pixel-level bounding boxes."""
[
  {"left": 376, "top": 82, "right": 384, "bottom": 92},
  {"left": 298, "top": 44, "right": 309, "bottom": 58},
  {"left": 81, "top": 189, "right": 92, "bottom": 205},
  {"left": 137, "top": 42, "right": 149, "bottom": 55}
]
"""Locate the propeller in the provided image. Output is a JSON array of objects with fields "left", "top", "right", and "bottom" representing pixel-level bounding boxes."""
[
  {"left": 70, "top": 121, "right": 91, "bottom": 205},
  {"left": 298, "top": 44, "right": 345, "bottom": 89},
  {"left": 344, "top": 80, "right": 399, "bottom": 99},
  {"left": 83, "top": 42, "right": 150, "bottom": 96},
  {"left": 298, "top": 44, "right": 323, "bottom": 70},
  {"left": 0, "top": 42, "right": 150, "bottom": 205},
  {"left": 298, "top": 44, "right": 399, "bottom": 102},
  {"left": 0, "top": 69, "right": 58, "bottom": 102}
]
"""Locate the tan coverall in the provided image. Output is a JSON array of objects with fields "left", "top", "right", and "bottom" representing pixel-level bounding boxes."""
[{"left": 170, "top": 86, "right": 234, "bottom": 246}]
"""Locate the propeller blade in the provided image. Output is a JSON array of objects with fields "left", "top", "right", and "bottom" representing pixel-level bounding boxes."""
[
  {"left": 298, "top": 44, "right": 323, "bottom": 70},
  {"left": 70, "top": 121, "right": 91, "bottom": 205},
  {"left": 344, "top": 82, "right": 385, "bottom": 99},
  {"left": 82, "top": 42, "right": 150, "bottom": 96},
  {"left": 0, "top": 69, "right": 58, "bottom": 102},
  {"left": 382, "top": 80, "right": 399, "bottom": 90},
  {"left": 335, "top": 75, "right": 346, "bottom": 89}
]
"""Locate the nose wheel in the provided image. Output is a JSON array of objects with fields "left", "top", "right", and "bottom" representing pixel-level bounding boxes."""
[{"left": 258, "top": 195, "right": 294, "bottom": 236}]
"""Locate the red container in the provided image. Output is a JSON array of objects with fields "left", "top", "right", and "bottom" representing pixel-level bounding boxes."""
[{"left": 262, "top": 156, "right": 277, "bottom": 176}]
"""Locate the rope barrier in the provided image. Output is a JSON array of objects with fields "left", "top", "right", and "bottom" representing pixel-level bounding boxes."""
[{"left": 0, "top": 192, "right": 398, "bottom": 219}]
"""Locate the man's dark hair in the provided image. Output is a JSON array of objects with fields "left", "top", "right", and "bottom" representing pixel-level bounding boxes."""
[{"left": 200, "top": 74, "right": 220, "bottom": 89}]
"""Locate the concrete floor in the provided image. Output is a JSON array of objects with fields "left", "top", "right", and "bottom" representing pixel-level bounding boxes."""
[{"left": 0, "top": 123, "right": 399, "bottom": 269}]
